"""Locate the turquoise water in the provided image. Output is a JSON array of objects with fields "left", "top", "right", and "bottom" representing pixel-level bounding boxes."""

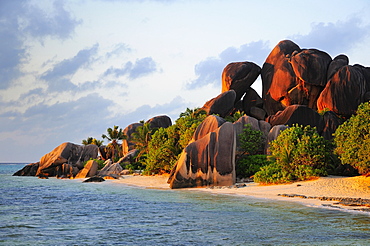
[{"left": 1, "top": 164, "right": 370, "bottom": 245}]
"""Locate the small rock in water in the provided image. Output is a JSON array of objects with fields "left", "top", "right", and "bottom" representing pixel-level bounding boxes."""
[{"left": 83, "top": 176, "right": 105, "bottom": 182}]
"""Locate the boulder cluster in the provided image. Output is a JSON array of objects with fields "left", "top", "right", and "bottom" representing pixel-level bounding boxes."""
[{"left": 14, "top": 40, "right": 370, "bottom": 188}]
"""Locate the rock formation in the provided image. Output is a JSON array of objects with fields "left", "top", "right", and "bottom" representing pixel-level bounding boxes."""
[
  {"left": 200, "top": 90, "right": 236, "bottom": 117},
  {"left": 168, "top": 122, "right": 236, "bottom": 189},
  {"left": 221, "top": 61, "right": 261, "bottom": 103},
  {"left": 75, "top": 160, "right": 98, "bottom": 179}
]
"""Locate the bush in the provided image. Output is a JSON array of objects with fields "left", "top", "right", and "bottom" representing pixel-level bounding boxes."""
[
  {"left": 236, "top": 155, "right": 271, "bottom": 178},
  {"left": 334, "top": 102, "right": 370, "bottom": 175},
  {"left": 239, "top": 124, "right": 264, "bottom": 156},
  {"left": 254, "top": 125, "right": 333, "bottom": 184}
]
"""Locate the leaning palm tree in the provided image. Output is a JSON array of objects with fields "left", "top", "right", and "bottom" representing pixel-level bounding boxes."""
[{"left": 102, "top": 125, "right": 126, "bottom": 161}]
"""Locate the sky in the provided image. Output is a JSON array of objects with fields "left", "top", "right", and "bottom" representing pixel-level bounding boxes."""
[{"left": 1, "top": 0, "right": 370, "bottom": 162}]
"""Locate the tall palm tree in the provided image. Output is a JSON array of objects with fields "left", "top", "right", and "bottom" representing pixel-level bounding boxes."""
[{"left": 102, "top": 125, "right": 126, "bottom": 161}]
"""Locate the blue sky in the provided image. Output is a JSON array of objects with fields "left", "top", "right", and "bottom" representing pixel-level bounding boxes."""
[{"left": 1, "top": 0, "right": 370, "bottom": 162}]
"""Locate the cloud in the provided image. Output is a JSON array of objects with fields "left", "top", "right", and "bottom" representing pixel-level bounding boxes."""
[
  {"left": 0, "top": 93, "right": 117, "bottom": 161},
  {"left": 0, "top": 0, "right": 81, "bottom": 90},
  {"left": 187, "top": 40, "right": 270, "bottom": 89},
  {"left": 289, "top": 17, "right": 370, "bottom": 56},
  {"left": 40, "top": 44, "right": 99, "bottom": 91},
  {"left": 105, "top": 43, "right": 132, "bottom": 58},
  {"left": 104, "top": 57, "right": 159, "bottom": 79}
]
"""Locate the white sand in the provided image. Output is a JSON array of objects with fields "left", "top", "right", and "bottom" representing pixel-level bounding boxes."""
[{"left": 112, "top": 175, "right": 370, "bottom": 211}]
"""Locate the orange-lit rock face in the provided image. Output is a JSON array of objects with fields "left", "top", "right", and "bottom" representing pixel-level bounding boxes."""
[
  {"left": 317, "top": 65, "right": 366, "bottom": 117},
  {"left": 262, "top": 40, "right": 333, "bottom": 115},
  {"left": 221, "top": 61, "right": 261, "bottom": 103},
  {"left": 167, "top": 122, "right": 236, "bottom": 189}
]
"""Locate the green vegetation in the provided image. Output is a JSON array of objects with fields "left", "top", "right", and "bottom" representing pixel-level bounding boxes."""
[
  {"left": 254, "top": 125, "right": 333, "bottom": 184},
  {"left": 334, "top": 102, "right": 370, "bottom": 175},
  {"left": 235, "top": 124, "right": 268, "bottom": 178},
  {"left": 102, "top": 125, "right": 126, "bottom": 161},
  {"left": 82, "top": 137, "right": 104, "bottom": 146},
  {"left": 136, "top": 108, "right": 207, "bottom": 175}
]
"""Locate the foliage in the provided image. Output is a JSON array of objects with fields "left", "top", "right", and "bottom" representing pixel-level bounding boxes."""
[
  {"left": 225, "top": 110, "right": 245, "bottom": 123},
  {"left": 132, "top": 108, "right": 207, "bottom": 174},
  {"left": 254, "top": 125, "right": 333, "bottom": 184},
  {"left": 236, "top": 155, "right": 271, "bottom": 178},
  {"left": 334, "top": 102, "right": 370, "bottom": 175},
  {"left": 130, "top": 122, "right": 157, "bottom": 163},
  {"left": 144, "top": 126, "right": 181, "bottom": 174},
  {"left": 239, "top": 124, "right": 264, "bottom": 156},
  {"left": 82, "top": 137, "right": 104, "bottom": 147},
  {"left": 102, "top": 125, "right": 126, "bottom": 161},
  {"left": 175, "top": 108, "right": 207, "bottom": 150}
]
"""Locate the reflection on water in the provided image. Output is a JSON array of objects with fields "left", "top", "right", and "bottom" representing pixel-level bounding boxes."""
[{"left": 1, "top": 164, "right": 370, "bottom": 245}]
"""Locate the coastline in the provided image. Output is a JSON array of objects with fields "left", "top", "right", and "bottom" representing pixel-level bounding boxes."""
[{"left": 112, "top": 175, "right": 370, "bottom": 213}]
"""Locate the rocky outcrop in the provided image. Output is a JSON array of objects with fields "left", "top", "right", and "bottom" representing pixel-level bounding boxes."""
[
  {"left": 221, "top": 61, "right": 261, "bottom": 103},
  {"left": 98, "top": 159, "right": 123, "bottom": 177},
  {"left": 321, "top": 111, "right": 342, "bottom": 140},
  {"left": 13, "top": 162, "right": 39, "bottom": 176},
  {"left": 261, "top": 40, "right": 301, "bottom": 115},
  {"left": 168, "top": 122, "right": 236, "bottom": 189},
  {"left": 55, "top": 163, "right": 74, "bottom": 179},
  {"left": 35, "top": 142, "right": 98, "bottom": 177},
  {"left": 200, "top": 90, "right": 236, "bottom": 117},
  {"left": 266, "top": 105, "right": 323, "bottom": 133},
  {"left": 192, "top": 115, "right": 226, "bottom": 141},
  {"left": 146, "top": 115, "right": 172, "bottom": 129},
  {"left": 122, "top": 122, "right": 143, "bottom": 155},
  {"left": 261, "top": 40, "right": 334, "bottom": 115},
  {"left": 241, "top": 88, "right": 266, "bottom": 120},
  {"left": 75, "top": 160, "right": 98, "bottom": 179},
  {"left": 317, "top": 65, "right": 367, "bottom": 117}
]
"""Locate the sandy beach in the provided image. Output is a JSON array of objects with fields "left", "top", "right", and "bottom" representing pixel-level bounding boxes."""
[{"left": 112, "top": 175, "right": 370, "bottom": 212}]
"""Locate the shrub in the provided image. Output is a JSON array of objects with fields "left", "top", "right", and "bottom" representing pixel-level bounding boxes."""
[
  {"left": 236, "top": 155, "right": 271, "bottom": 178},
  {"left": 239, "top": 124, "right": 264, "bottom": 156},
  {"left": 334, "top": 102, "right": 370, "bottom": 175},
  {"left": 254, "top": 125, "right": 333, "bottom": 184}
]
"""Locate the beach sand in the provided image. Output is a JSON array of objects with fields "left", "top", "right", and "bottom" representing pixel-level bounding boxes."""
[{"left": 112, "top": 175, "right": 370, "bottom": 212}]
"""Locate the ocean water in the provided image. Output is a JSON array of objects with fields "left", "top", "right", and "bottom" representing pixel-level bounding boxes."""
[{"left": 1, "top": 164, "right": 370, "bottom": 246}]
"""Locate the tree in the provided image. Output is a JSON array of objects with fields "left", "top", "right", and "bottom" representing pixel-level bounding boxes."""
[
  {"left": 102, "top": 125, "right": 126, "bottom": 161},
  {"left": 334, "top": 102, "right": 370, "bottom": 175},
  {"left": 130, "top": 122, "right": 156, "bottom": 162},
  {"left": 254, "top": 125, "right": 333, "bottom": 184},
  {"left": 82, "top": 137, "right": 104, "bottom": 147}
]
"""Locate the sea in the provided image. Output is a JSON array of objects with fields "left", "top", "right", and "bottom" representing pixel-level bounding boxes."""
[{"left": 1, "top": 163, "right": 370, "bottom": 246}]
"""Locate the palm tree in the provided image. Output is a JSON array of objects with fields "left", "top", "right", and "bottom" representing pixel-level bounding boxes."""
[
  {"left": 130, "top": 122, "right": 156, "bottom": 162},
  {"left": 102, "top": 125, "right": 126, "bottom": 161},
  {"left": 82, "top": 137, "right": 104, "bottom": 147}
]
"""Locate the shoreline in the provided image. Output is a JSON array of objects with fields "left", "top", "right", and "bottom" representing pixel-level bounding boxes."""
[{"left": 112, "top": 175, "right": 370, "bottom": 213}]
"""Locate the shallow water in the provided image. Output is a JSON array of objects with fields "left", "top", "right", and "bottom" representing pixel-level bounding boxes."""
[{"left": 1, "top": 164, "right": 370, "bottom": 245}]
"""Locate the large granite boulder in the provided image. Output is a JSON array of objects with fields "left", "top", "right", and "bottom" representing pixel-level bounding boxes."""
[
  {"left": 200, "top": 90, "right": 236, "bottom": 117},
  {"left": 34, "top": 142, "right": 98, "bottom": 177},
  {"left": 56, "top": 163, "right": 74, "bottom": 179},
  {"left": 242, "top": 88, "right": 266, "bottom": 119},
  {"left": 122, "top": 122, "right": 143, "bottom": 155},
  {"left": 261, "top": 40, "right": 301, "bottom": 115},
  {"left": 321, "top": 111, "right": 342, "bottom": 140},
  {"left": 233, "top": 115, "right": 260, "bottom": 154},
  {"left": 168, "top": 122, "right": 236, "bottom": 189},
  {"left": 75, "top": 160, "right": 98, "bottom": 179},
  {"left": 261, "top": 40, "right": 333, "bottom": 115},
  {"left": 146, "top": 115, "right": 172, "bottom": 129},
  {"left": 317, "top": 65, "right": 367, "bottom": 117},
  {"left": 13, "top": 162, "right": 40, "bottom": 176},
  {"left": 221, "top": 61, "right": 261, "bottom": 103},
  {"left": 327, "top": 54, "right": 349, "bottom": 80},
  {"left": 192, "top": 115, "right": 226, "bottom": 141},
  {"left": 266, "top": 105, "right": 324, "bottom": 133},
  {"left": 98, "top": 159, "right": 123, "bottom": 177}
]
